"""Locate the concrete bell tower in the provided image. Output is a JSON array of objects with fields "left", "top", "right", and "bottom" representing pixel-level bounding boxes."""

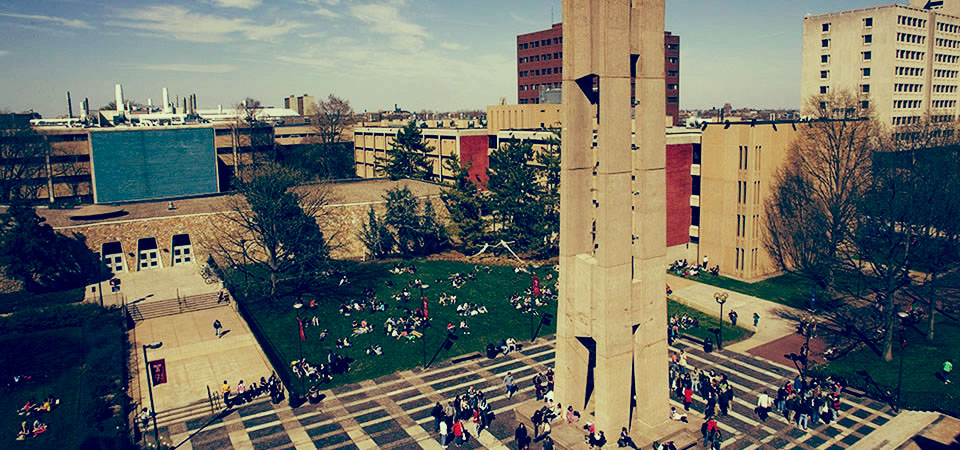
[{"left": 555, "top": 0, "right": 669, "bottom": 433}]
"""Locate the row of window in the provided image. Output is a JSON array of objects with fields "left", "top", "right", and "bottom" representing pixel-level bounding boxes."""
[
  {"left": 897, "top": 49, "right": 924, "bottom": 60},
  {"left": 932, "top": 99, "right": 957, "bottom": 108},
  {"left": 935, "top": 69, "right": 959, "bottom": 78},
  {"left": 733, "top": 248, "right": 759, "bottom": 273},
  {"left": 736, "top": 145, "right": 761, "bottom": 171},
  {"left": 935, "top": 53, "right": 960, "bottom": 63},
  {"left": 519, "top": 67, "right": 561, "bottom": 77},
  {"left": 821, "top": 18, "right": 873, "bottom": 32},
  {"left": 934, "top": 84, "right": 958, "bottom": 93},
  {"left": 736, "top": 180, "right": 761, "bottom": 205},
  {"left": 895, "top": 83, "right": 921, "bottom": 93},
  {"left": 519, "top": 52, "right": 562, "bottom": 64},
  {"left": 898, "top": 15, "right": 927, "bottom": 28},
  {"left": 936, "top": 38, "right": 960, "bottom": 48},
  {"left": 518, "top": 37, "right": 560, "bottom": 50},
  {"left": 818, "top": 100, "right": 870, "bottom": 110},
  {"left": 893, "top": 115, "right": 921, "bottom": 125},
  {"left": 894, "top": 99, "right": 922, "bottom": 109},
  {"left": 896, "top": 66, "right": 924, "bottom": 77},
  {"left": 519, "top": 82, "right": 561, "bottom": 92},
  {"left": 938, "top": 22, "right": 960, "bottom": 33},
  {"left": 897, "top": 32, "right": 926, "bottom": 44},
  {"left": 931, "top": 115, "right": 957, "bottom": 123}
]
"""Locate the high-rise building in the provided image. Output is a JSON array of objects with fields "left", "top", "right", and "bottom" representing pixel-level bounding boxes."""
[
  {"left": 516, "top": 23, "right": 680, "bottom": 125},
  {"left": 284, "top": 94, "right": 317, "bottom": 116},
  {"left": 802, "top": 0, "right": 960, "bottom": 127}
]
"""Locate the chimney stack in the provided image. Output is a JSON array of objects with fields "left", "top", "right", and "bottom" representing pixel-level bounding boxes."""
[
  {"left": 81, "top": 98, "right": 89, "bottom": 120},
  {"left": 66, "top": 91, "right": 73, "bottom": 118},
  {"left": 162, "top": 88, "right": 170, "bottom": 114}
]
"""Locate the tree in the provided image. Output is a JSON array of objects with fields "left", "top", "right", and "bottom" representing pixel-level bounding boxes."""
[
  {"left": 440, "top": 159, "right": 488, "bottom": 250},
  {"left": 383, "top": 186, "right": 423, "bottom": 256},
  {"left": 234, "top": 97, "right": 276, "bottom": 168},
  {"left": 314, "top": 95, "right": 355, "bottom": 145},
  {"left": 0, "top": 204, "right": 99, "bottom": 292},
  {"left": 0, "top": 122, "right": 49, "bottom": 203},
  {"left": 763, "top": 90, "right": 879, "bottom": 289},
  {"left": 377, "top": 121, "right": 432, "bottom": 181},
  {"left": 206, "top": 163, "right": 334, "bottom": 300},
  {"left": 486, "top": 139, "right": 551, "bottom": 253},
  {"left": 420, "top": 200, "right": 448, "bottom": 255},
  {"left": 359, "top": 205, "right": 394, "bottom": 259}
]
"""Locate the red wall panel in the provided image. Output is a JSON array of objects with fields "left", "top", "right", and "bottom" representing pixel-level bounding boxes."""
[
  {"left": 458, "top": 135, "right": 489, "bottom": 187},
  {"left": 665, "top": 143, "right": 692, "bottom": 247}
]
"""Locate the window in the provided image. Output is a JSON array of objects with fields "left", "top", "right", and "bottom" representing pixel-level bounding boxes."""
[
  {"left": 863, "top": 34, "right": 873, "bottom": 44},
  {"left": 862, "top": 84, "right": 870, "bottom": 93},
  {"left": 668, "top": 70, "right": 678, "bottom": 77},
  {"left": 865, "top": 17, "right": 873, "bottom": 27},
  {"left": 862, "top": 100, "right": 870, "bottom": 109},
  {"left": 862, "top": 67, "right": 871, "bottom": 77},
  {"left": 863, "top": 51, "right": 872, "bottom": 61},
  {"left": 823, "top": 23, "right": 831, "bottom": 32},
  {"left": 820, "top": 86, "right": 829, "bottom": 94},
  {"left": 667, "top": 97, "right": 679, "bottom": 103},
  {"left": 821, "top": 54, "right": 830, "bottom": 64},
  {"left": 822, "top": 39, "right": 830, "bottom": 48},
  {"left": 821, "top": 70, "right": 829, "bottom": 79}
]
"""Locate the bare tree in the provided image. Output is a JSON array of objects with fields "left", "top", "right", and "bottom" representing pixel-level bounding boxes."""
[
  {"left": 0, "top": 122, "right": 49, "bottom": 203},
  {"left": 764, "top": 90, "right": 880, "bottom": 289},
  {"left": 204, "top": 163, "right": 342, "bottom": 300},
  {"left": 313, "top": 95, "right": 355, "bottom": 145},
  {"left": 231, "top": 98, "right": 275, "bottom": 174}
]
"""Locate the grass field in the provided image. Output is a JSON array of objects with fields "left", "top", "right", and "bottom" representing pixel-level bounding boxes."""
[
  {"left": 238, "top": 259, "right": 753, "bottom": 395},
  {"left": 0, "top": 287, "right": 84, "bottom": 314},
  {"left": 668, "top": 301, "right": 754, "bottom": 345},
  {"left": 0, "top": 309, "right": 127, "bottom": 449}
]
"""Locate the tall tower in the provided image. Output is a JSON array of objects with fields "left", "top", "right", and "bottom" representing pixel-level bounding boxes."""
[{"left": 556, "top": 0, "right": 669, "bottom": 432}]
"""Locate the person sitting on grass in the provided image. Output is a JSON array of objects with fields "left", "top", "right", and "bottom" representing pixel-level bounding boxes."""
[{"left": 459, "top": 320, "right": 471, "bottom": 335}]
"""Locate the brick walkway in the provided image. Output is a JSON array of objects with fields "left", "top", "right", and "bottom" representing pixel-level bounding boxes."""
[{"left": 156, "top": 334, "right": 908, "bottom": 450}]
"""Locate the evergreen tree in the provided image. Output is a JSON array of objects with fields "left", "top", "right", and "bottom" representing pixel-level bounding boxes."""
[
  {"left": 378, "top": 121, "right": 433, "bottom": 181},
  {"left": 359, "top": 205, "right": 394, "bottom": 259},
  {"left": 440, "top": 159, "right": 488, "bottom": 250},
  {"left": 382, "top": 186, "right": 422, "bottom": 256},
  {"left": 486, "top": 139, "right": 550, "bottom": 251},
  {"left": 420, "top": 200, "right": 449, "bottom": 254}
]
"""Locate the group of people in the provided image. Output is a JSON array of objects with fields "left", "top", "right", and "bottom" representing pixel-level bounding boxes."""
[
  {"left": 759, "top": 376, "right": 847, "bottom": 430},
  {"left": 290, "top": 351, "right": 351, "bottom": 384},
  {"left": 220, "top": 374, "right": 284, "bottom": 407},
  {"left": 670, "top": 258, "right": 720, "bottom": 278},
  {"left": 15, "top": 394, "right": 58, "bottom": 440},
  {"left": 430, "top": 387, "right": 495, "bottom": 448},
  {"left": 668, "top": 350, "right": 731, "bottom": 449}
]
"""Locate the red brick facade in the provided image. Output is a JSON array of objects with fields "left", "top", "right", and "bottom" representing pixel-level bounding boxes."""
[
  {"left": 665, "top": 143, "right": 693, "bottom": 247},
  {"left": 458, "top": 135, "right": 490, "bottom": 186},
  {"left": 517, "top": 24, "right": 681, "bottom": 126}
]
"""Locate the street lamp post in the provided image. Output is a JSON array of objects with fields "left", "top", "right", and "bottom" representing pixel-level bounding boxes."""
[
  {"left": 239, "top": 239, "right": 248, "bottom": 285},
  {"left": 714, "top": 292, "right": 728, "bottom": 351},
  {"left": 142, "top": 341, "right": 163, "bottom": 448},
  {"left": 294, "top": 301, "right": 305, "bottom": 397}
]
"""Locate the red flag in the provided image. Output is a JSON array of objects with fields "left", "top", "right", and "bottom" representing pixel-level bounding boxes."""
[
  {"left": 532, "top": 275, "right": 541, "bottom": 296},
  {"left": 423, "top": 297, "right": 429, "bottom": 320},
  {"left": 298, "top": 317, "right": 306, "bottom": 341}
]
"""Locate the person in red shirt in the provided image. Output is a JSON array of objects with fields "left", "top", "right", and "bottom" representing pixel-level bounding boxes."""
[
  {"left": 683, "top": 386, "right": 693, "bottom": 411},
  {"left": 452, "top": 419, "right": 464, "bottom": 446},
  {"left": 704, "top": 417, "right": 718, "bottom": 446}
]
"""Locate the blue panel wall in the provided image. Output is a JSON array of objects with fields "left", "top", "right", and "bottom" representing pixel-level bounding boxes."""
[{"left": 90, "top": 128, "right": 218, "bottom": 203}]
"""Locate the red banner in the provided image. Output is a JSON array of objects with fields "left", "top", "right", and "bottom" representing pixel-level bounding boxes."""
[
  {"left": 532, "top": 275, "right": 541, "bottom": 297},
  {"left": 423, "top": 297, "right": 429, "bottom": 320},
  {"left": 148, "top": 359, "right": 167, "bottom": 386},
  {"left": 298, "top": 317, "right": 306, "bottom": 341}
]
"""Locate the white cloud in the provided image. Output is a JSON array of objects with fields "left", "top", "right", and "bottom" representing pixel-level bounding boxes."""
[
  {"left": 0, "top": 12, "right": 93, "bottom": 29},
  {"left": 300, "top": 31, "right": 328, "bottom": 39},
  {"left": 348, "top": 1, "right": 429, "bottom": 50},
  {"left": 208, "top": 0, "right": 262, "bottom": 8},
  {"left": 0, "top": 50, "right": 8, "bottom": 56},
  {"left": 310, "top": 7, "right": 338, "bottom": 18},
  {"left": 143, "top": 63, "right": 238, "bottom": 73},
  {"left": 111, "top": 6, "right": 303, "bottom": 43},
  {"left": 439, "top": 42, "right": 468, "bottom": 51}
]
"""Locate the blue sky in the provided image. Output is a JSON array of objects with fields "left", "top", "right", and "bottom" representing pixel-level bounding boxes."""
[{"left": 0, "top": 0, "right": 904, "bottom": 117}]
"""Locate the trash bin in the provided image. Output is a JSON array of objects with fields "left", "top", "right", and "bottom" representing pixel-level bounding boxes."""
[{"left": 703, "top": 339, "right": 713, "bottom": 353}]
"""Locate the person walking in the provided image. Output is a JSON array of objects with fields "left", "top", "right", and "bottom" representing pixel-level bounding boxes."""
[
  {"left": 439, "top": 418, "right": 449, "bottom": 448},
  {"left": 504, "top": 372, "right": 517, "bottom": 399},
  {"left": 944, "top": 359, "right": 953, "bottom": 384},
  {"left": 728, "top": 310, "right": 738, "bottom": 327},
  {"left": 752, "top": 313, "right": 760, "bottom": 330},
  {"left": 515, "top": 422, "right": 529, "bottom": 450},
  {"left": 756, "top": 391, "right": 772, "bottom": 421},
  {"left": 431, "top": 402, "right": 444, "bottom": 432},
  {"left": 213, "top": 319, "right": 223, "bottom": 338}
]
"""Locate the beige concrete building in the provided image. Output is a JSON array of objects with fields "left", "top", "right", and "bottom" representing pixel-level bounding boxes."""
[
  {"left": 802, "top": 0, "right": 960, "bottom": 127},
  {"left": 352, "top": 127, "right": 489, "bottom": 183},
  {"left": 486, "top": 104, "right": 562, "bottom": 134},
  {"left": 698, "top": 121, "right": 795, "bottom": 281}
]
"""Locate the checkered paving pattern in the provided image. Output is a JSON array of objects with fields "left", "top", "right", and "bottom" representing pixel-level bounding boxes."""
[{"left": 159, "top": 335, "right": 896, "bottom": 449}]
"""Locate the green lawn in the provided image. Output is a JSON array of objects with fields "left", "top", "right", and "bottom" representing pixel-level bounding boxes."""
[
  {"left": 0, "top": 287, "right": 85, "bottom": 314},
  {"left": 812, "top": 317, "right": 960, "bottom": 413},
  {"left": 0, "top": 313, "right": 128, "bottom": 450},
  {"left": 684, "top": 272, "right": 857, "bottom": 311},
  {"left": 668, "top": 301, "right": 754, "bottom": 345},
  {"left": 237, "top": 259, "right": 754, "bottom": 395}
]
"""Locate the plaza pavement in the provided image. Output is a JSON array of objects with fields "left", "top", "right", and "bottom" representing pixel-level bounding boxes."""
[{"left": 86, "top": 263, "right": 219, "bottom": 307}]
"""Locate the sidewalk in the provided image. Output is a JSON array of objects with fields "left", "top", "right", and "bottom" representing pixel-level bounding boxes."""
[
  {"left": 667, "top": 273, "right": 807, "bottom": 352},
  {"left": 85, "top": 263, "right": 221, "bottom": 307}
]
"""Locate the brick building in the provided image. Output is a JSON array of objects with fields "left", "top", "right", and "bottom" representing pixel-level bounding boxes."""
[{"left": 516, "top": 23, "right": 681, "bottom": 125}]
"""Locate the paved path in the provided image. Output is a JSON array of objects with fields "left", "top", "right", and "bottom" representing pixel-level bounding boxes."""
[
  {"left": 667, "top": 274, "right": 806, "bottom": 353},
  {"left": 134, "top": 306, "right": 275, "bottom": 414},
  {"left": 156, "top": 335, "right": 923, "bottom": 450}
]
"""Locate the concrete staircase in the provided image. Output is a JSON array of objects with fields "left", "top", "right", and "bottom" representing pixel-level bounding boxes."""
[{"left": 127, "top": 292, "right": 226, "bottom": 322}]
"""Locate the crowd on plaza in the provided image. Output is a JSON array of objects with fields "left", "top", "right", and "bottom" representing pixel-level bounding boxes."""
[
  {"left": 430, "top": 387, "right": 495, "bottom": 448},
  {"left": 14, "top": 394, "right": 58, "bottom": 440}
]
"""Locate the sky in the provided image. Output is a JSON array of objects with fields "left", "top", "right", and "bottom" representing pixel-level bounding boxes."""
[{"left": 0, "top": 0, "right": 909, "bottom": 117}]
